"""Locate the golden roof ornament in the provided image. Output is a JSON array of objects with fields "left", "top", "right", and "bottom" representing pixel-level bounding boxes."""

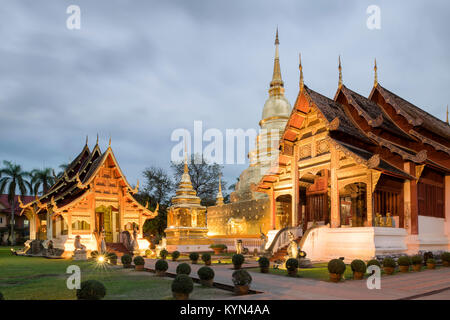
[
  {"left": 338, "top": 55, "right": 343, "bottom": 89},
  {"left": 85, "top": 135, "right": 88, "bottom": 146},
  {"left": 96, "top": 133, "right": 99, "bottom": 145},
  {"left": 269, "top": 27, "right": 284, "bottom": 97},
  {"left": 446, "top": 105, "right": 449, "bottom": 124},
  {"left": 299, "top": 53, "right": 304, "bottom": 91},
  {"left": 374, "top": 58, "right": 378, "bottom": 87},
  {"left": 216, "top": 173, "right": 224, "bottom": 206}
]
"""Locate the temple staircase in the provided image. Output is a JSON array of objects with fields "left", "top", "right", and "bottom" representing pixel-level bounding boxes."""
[
  {"left": 106, "top": 243, "right": 131, "bottom": 257},
  {"left": 265, "top": 226, "right": 303, "bottom": 262}
]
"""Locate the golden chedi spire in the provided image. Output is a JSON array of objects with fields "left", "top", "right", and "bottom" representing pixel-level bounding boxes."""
[
  {"left": 299, "top": 53, "right": 304, "bottom": 91},
  {"left": 269, "top": 27, "right": 285, "bottom": 97},
  {"left": 338, "top": 55, "right": 343, "bottom": 89},
  {"left": 216, "top": 173, "right": 224, "bottom": 206},
  {"left": 374, "top": 58, "right": 378, "bottom": 87}
]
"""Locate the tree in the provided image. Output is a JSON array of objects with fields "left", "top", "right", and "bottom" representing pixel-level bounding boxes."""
[
  {"left": 30, "top": 168, "right": 55, "bottom": 195},
  {"left": 0, "top": 161, "right": 31, "bottom": 245},
  {"left": 171, "top": 154, "right": 226, "bottom": 206},
  {"left": 56, "top": 163, "right": 69, "bottom": 178}
]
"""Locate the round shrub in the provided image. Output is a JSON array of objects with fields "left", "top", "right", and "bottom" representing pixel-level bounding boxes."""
[
  {"left": 210, "top": 244, "right": 227, "bottom": 249},
  {"left": 427, "top": 258, "right": 436, "bottom": 265},
  {"left": 232, "top": 254, "right": 245, "bottom": 266},
  {"left": 171, "top": 274, "right": 194, "bottom": 294},
  {"left": 160, "top": 249, "right": 168, "bottom": 259},
  {"left": 172, "top": 251, "right": 180, "bottom": 260},
  {"left": 285, "top": 258, "right": 299, "bottom": 271},
  {"left": 258, "top": 257, "right": 270, "bottom": 268},
  {"left": 328, "top": 259, "right": 346, "bottom": 274},
  {"left": 382, "top": 257, "right": 396, "bottom": 268},
  {"left": 176, "top": 263, "right": 191, "bottom": 275},
  {"left": 350, "top": 259, "right": 367, "bottom": 273},
  {"left": 411, "top": 254, "right": 423, "bottom": 265},
  {"left": 133, "top": 256, "right": 145, "bottom": 266},
  {"left": 440, "top": 252, "right": 450, "bottom": 262},
  {"left": 397, "top": 256, "right": 412, "bottom": 266},
  {"left": 189, "top": 252, "right": 199, "bottom": 262},
  {"left": 90, "top": 250, "right": 99, "bottom": 258},
  {"left": 232, "top": 269, "right": 252, "bottom": 286},
  {"left": 198, "top": 266, "right": 215, "bottom": 281},
  {"left": 107, "top": 252, "right": 117, "bottom": 260},
  {"left": 121, "top": 254, "right": 132, "bottom": 265},
  {"left": 201, "top": 253, "right": 211, "bottom": 263},
  {"left": 76, "top": 280, "right": 106, "bottom": 300},
  {"left": 155, "top": 259, "right": 169, "bottom": 272},
  {"left": 367, "top": 259, "right": 381, "bottom": 268}
]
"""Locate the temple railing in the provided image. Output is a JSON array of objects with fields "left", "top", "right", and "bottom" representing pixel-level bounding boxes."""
[{"left": 265, "top": 226, "right": 303, "bottom": 257}]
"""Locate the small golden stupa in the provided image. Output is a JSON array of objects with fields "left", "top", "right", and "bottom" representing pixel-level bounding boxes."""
[{"left": 164, "top": 152, "right": 211, "bottom": 252}]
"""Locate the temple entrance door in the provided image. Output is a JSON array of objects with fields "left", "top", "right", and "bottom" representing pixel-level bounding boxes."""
[{"left": 95, "top": 205, "right": 114, "bottom": 243}]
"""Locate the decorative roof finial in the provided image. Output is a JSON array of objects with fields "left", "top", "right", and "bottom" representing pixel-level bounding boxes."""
[
  {"left": 275, "top": 26, "right": 279, "bottom": 45},
  {"left": 109, "top": 136, "right": 111, "bottom": 148},
  {"left": 96, "top": 133, "right": 99, "bottom": 145},
  {"left": 269, "top": 27, "right": 284, "bottom": 96},
  {"left": 85, "top": 135, "right": 88, "bottom": 146},
  {"left": 447, "top": 105, "right": 449, "bottom": 124},
  {"left": 216, "top": 173, "right": 224, "bottom": 206},
  {"left": 374, "top": 58, "right": 378, "bottom": 87},
  {"left": 338, "top": 55, "right": 343, "bottom": 89},
  {"left": 184, "top": 136, "right": 189, "bottom": 174},
  {"left": 299, "top": 53, "right": 304, "bottom": 90}
]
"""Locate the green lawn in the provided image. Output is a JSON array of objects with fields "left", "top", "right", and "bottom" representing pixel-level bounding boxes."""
[{"left": 0, "top": 247, "right": 233, "bottom": 300}]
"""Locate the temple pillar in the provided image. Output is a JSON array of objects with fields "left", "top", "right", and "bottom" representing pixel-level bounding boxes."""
[
  {"left": 67, "top": 212, "right": 72, "bottom": 237},
  {"left": 366, "top": 172, "right": 374, "bottom": 226},
  {"left": 330, "top": 145, "right": 340, "bottom": 228},
  {"left": 404, "top": 162, "right": 418, "bottom": 235},
  {"left": 46, "top": 211, "right": 53, "bottom": 240},
  {"left": 291, "top": 144, "right": 299, "bottom": 227},
  {"left": 445, "top": 176, "right": 450, "bottom": 237},
  {"left": 270, "top": 187, "right": 276, "bottom": 229}
]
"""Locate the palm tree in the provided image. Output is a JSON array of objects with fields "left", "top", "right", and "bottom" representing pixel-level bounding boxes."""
[
  {"left": 56, "top": 163, "right": 69, "bottom": 178},
  {"left": 0, "top": 161, "right": 31, "bottom": 245},
  {"left": 30, "top": 168, "right": 55, "bottom": 195}
]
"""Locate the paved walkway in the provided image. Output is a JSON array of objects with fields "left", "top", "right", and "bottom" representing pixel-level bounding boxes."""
[{"left": 144, "top": 259, "right": 450, "bottom": 300}]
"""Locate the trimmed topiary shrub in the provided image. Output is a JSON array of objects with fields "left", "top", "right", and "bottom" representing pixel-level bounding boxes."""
[
  {"left": 121, "top": 254, "right": 132, "bottom": 266},
  {"left": 76, "top": 280, "right": 106, "bottom": 300},
  {"left": 258, "top": 257, "right": 270, "bottom": 268},
  {"left": 172, "top": 251, "right": 180, "bottom": 261},
  {"left": 411, "top": 254, "right": 423, "bottom": 265},
  {"left": 350, "top": 259, "right": 367, "bottom": 273},
  {"left": 133, "top": 256, "right": 145, "bottom": 265},
  {"left": 285, "top": 258, "right": 299, "bottom": 271},
  {"left": 171, "top": 274, "right": 194, "bottom": 296},
  {"left": 426, "top": 258, "right": 436, "bottom": 265},
  {"left": 160, "top": 249, "right": 168, "bottom": 259},
  {"left": 382, "top": 257, "right": 396, "bottom": 268},
  {"left": 155, "top": 259, "right": 169, "bottom": 272},
  {"left": 232, "top": 254, "right": 245, "bottom": 268},
  {"left": 232, "top": 269, "right": 252, "bottom": 286},
  {"left": 189, "top": 252, "right": 199, "bottom": 263},
  {"left": 367, "top": 259, "right": 381, "bottom": 268},
  {"left": 441, "top": 252, "right": 450, "bottom": 263},
  {"left": 328, "top": 259, "right": 346, "bottom": 274},
  {"left": 397, "top": 255, "right": 412, "bottom": 266},
  {"left": 90, "top": 250, "right": 99, "bottom": 259},
  {"left": 176, "top": 263, "right": 192, "bottom": 275},
  {"left": 198, "top": 266, "right": 215, "bottom": 281},
  {"left": 210, "top": 244, "right": 227, "bottom": 249},
  {"left": 201, "top": 253, "right": 211, "bottom": 263}
]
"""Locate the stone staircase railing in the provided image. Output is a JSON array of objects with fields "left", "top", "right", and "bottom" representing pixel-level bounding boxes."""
[{"left": 265, "top": 226, "right": 303, "bottom": 257}]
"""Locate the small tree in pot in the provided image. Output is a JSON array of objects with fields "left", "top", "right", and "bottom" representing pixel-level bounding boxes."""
[
  {"left": 328, "top": 259, "right": 346, "bottom": 282},
  {"left": 171, "top": 250, "right": 180, "bottom": 261},
  {"left": 201, "top": 253, "right": 212, "bottom": 266},
  {"left": 176, "top": 263, "right": 192, "bottom": 275},
  {"left": 258, "top": 257, "right": 270, "bottom": 273},
  {"left": 285, "top": 258, "right": 299, "bottom": 277},
  {"left": 440, "top": 252, "right": 450, "bottom": 267},
  {"left": 210, "top": 244, "right": 227, "bottom": 255},
  {"left": 155, "top": 259, "right": 169, "bottom": 276},
  {"left": 107, "top": 252, "right": 118, "bottom": 265},
  {"left": 426, "top": 258, "right": 436, "bottom": 270},
  {"left": 232, "top": 254, "right": 245, "bottom": 270},
  {"left": 121, "top": 254, "right": 132, "bottom": 268},
  {"left": 382, "top": 257, "right": 396, "bottom": 275},
  {"left": 397, "top": 256, "right": 411, "bottom": 273},
  {"left": 189, "top": 252, "right": 199, "bottom": 264},
  {"left": 133, "top": 256, "right": 145, "bottom": 271},
  {"left": 350, "top": 259, "right": 366, "bottom": 280},
  {"left": 197, "top": 266, "right": 215, "bottom": 287},
  {"left": 76, "top": 280, "right": 106, "bottom": 300},
  {"left": 159, "top": 249, "right": 169, "bottom": 260},
  {"left": 171, "top": 274, "right": 194, "bottom": 300},
  {"left": 411, "top": 255, "right": 423, "bottom": 272},
  {"left": 232, "top": 269, "right": 252, "bottom": 295}
]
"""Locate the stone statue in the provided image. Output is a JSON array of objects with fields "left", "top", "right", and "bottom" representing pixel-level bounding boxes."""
[
  {"left": 131, "top": 226, "right": 139, "bottom": 254},
  {"left": 286, "top": 231, "right": 298, "bottom": 259},
  {"left": 385, "top": 212, "right": 393, "bottom": 227},
  {"left": 259, "top": 228, "right": 268, "bottom": 253},
  {"left": 375, "top": 213, "right": 383, "bottom": 227},
  {"left": 73, "top": 235, "right": 87, "bottom": 261},
  {"left": 155, "top": 237, "right": 167, "bottom": 257},
  {"left": 74, "top": 235, "right": 86, "bottom": 251},
  {"left": 235, "top": 239, "right": 243, "bottom": 254},
  {"left": 99, "top": 228, "right": 107, "bottom": 254}
]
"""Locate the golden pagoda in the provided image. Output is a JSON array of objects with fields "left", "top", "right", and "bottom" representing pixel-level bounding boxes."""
[{"left": 165, "top": 152, "right": 211, "bottom": 252}]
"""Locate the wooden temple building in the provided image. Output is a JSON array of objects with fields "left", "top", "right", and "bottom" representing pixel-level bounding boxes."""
[
  {"left": 19, "top": 138, "right": 156, "bottom": 257},
  {"left": 208, "top": 31, "right": 450, "bottom": 260}
]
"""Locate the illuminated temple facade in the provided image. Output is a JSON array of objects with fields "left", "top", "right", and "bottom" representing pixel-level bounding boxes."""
[
  {"left": 20, "top": 140, "right": 156, "bottom": 257},
  {"left": 208, "top": 31, "right": 450, "bottom": 260}
]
